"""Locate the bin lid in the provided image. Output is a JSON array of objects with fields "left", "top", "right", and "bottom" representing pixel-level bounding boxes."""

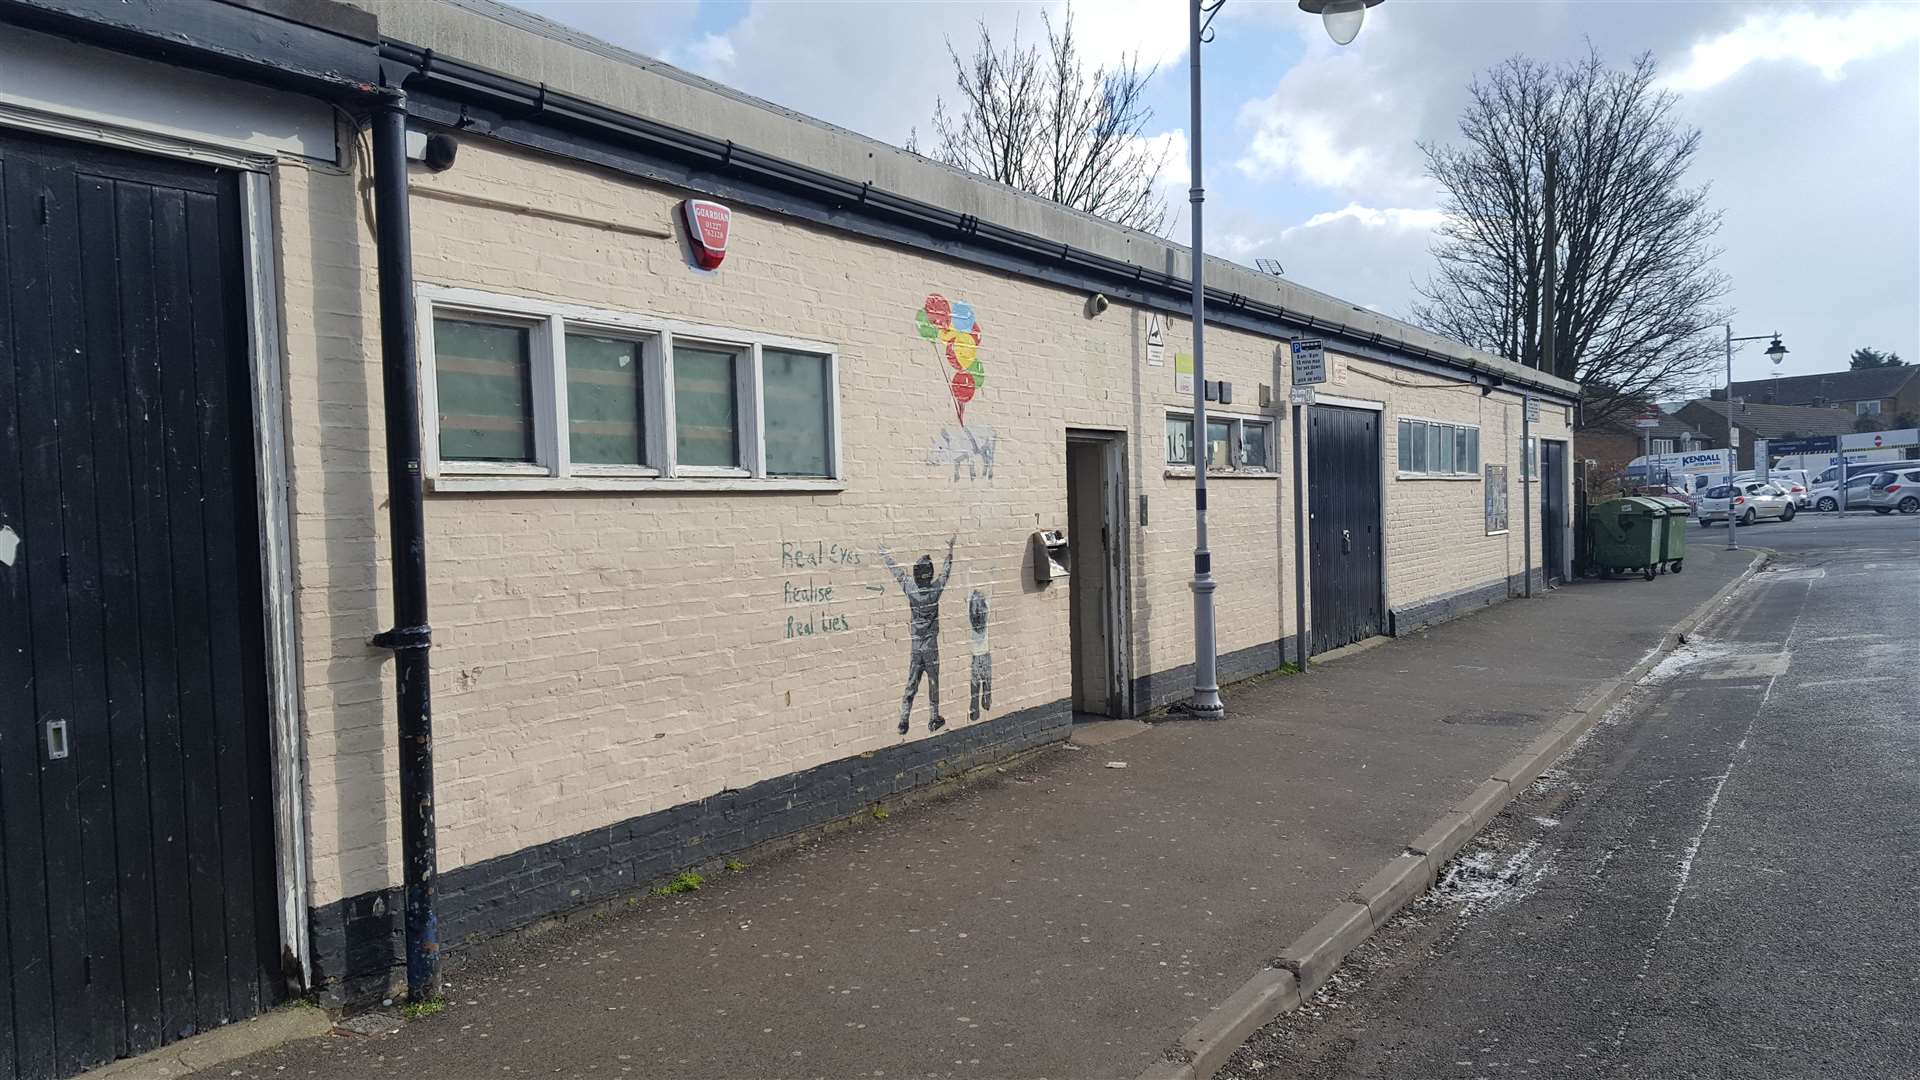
[
  {"left": 1596, "top": 496, "right": 1666, "bottom": 517},
  {"left": 1644, "top": 496, "right": 1691, "bottom": 512}
]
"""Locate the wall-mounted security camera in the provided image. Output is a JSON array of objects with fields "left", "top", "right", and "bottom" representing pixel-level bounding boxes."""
[
  {"left": 405, "top": 130, "right": 461, "bottom": 172},
  {"left": 1085, "top": 293, "right": 1110, "bottom": 317},
  {"left": 423, "top": 133, "right": 460, "bottom": 172}
]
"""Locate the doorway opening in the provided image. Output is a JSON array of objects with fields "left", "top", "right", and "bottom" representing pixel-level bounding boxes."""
[
  {"left": 1542, "top": 439, "right": 1569, "bottom": 585},
  {"left": 1065, "top": 432, "right": 1129, "bottom": 719}
]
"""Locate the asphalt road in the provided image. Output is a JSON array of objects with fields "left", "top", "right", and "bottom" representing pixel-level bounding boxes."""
[{"left": 1223, "top": 511, "right": 1920, "bottom": 1079}]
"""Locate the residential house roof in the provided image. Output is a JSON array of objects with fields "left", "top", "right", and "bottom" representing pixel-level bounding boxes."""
[
  {"left": 1678, "top": 399, "right": 1860, "bottom": 440},
  {"left": 1723, "top": 367, "right": 1918, "bottom": 407}
]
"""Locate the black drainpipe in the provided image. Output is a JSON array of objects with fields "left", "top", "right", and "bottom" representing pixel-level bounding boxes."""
[{"left": 367, "top": 90, "right": 441, "bottom": 1003}]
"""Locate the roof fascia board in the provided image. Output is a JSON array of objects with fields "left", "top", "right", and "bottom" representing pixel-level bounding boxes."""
[{"left": 0, "top": 0, "right": 385, "bottom": 99}]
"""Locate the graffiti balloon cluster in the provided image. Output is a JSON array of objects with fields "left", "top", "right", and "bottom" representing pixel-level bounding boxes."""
[{"left": 915, "top": 294, "right": 986, "bottom": 422}]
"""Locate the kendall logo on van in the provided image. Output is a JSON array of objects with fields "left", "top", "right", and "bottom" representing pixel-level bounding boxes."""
[{"left": 683, "top": 200, "right": 732, "bottom": 270}]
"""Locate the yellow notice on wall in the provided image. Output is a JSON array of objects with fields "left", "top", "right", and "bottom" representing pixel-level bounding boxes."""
[{"left": 1175, "top": 352, "right": 1194, "bottom": 394}]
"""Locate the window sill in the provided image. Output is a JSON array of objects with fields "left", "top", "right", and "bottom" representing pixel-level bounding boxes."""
[
  {"left": 429, "top": 475, "right": 847, "bottom": 495},
  {"left": 1164, "top": 467, "right": 1280, "bottom": 480},
  {"left": 1395, "top": 472, "right": 1482, "bottom": 481}
]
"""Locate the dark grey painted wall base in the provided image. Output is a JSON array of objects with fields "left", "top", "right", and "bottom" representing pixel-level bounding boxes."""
[
  {"left": 310, "top": 608, "right": 1525, "bottom": 1004},
  {"left": 1389, "top": 569, "right": 1543, "bottom": 636},
  {"left": 307, "top": 698, "right": 1071, "bottom": 1005},
  {"left": 1132, "top": 635, "right": 1298, "bottom": 714}
]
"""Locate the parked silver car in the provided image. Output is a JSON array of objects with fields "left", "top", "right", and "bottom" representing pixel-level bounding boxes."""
[
  {"left": 1697, "top": 481, "right": 1796, "bottom": 526},
  {"left": 1865, "top": 467, "right": 1920, "bottom": 515},
  {"left": 1808, "top": 470, "right": 1886, "bottom": 512}
]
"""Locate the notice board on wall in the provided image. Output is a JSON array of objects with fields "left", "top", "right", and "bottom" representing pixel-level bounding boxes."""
[{"left": 1485, "top": 464, "right": 1510, "bottom": 534}]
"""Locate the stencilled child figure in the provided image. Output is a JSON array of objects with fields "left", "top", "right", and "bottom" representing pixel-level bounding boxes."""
[
  {"left": 968, "top": 589, "right": 992, "bottom": 723},
  {"left": 882, "top": 537, "right": 955, "bottom": 734}
]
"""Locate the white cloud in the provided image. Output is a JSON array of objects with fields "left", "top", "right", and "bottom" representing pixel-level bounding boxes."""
[
  {"left": 1206, "top": 202, "right": 1447, "bottom": 317},
  {"left": 1063, "top": 0, "right": 1189, "bottom": 71},
  {"left": 1284, "top": 203, "right": 1446, "bottom": 237},
  {"left": 1230, "top": 10, "right": 1438, "bottom": 199},
  {"left": 1660, "top": 4, "right": 1920, "bottom": 93},
  {"left": 683, "top": 32, "right": 735, "bottom": 72}
]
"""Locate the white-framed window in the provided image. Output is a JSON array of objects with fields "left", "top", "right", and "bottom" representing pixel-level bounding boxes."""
[
  {"left": 1856, "top": 400, "right": 1882, "bottom": 417},
  {"left": 1396, "top": 417, "right": 1481, "bottom": 478},
  {"left": 1651, "top": 437, "right": 1677, "bottom": 455},
  {"left": 1166, "top": 412, "right": 1275, "bottom": 472},
  {"left": 418, "top": 286, "right": 842, "bottom": 490}
]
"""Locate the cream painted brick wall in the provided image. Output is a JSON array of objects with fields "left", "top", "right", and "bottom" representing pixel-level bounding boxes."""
[
  {"left": 1311, "top": 357, "right": 1571, "bottom": 607},
  {"left": 283, "top": 138, "right": 1567, "bottom": 908},
  {"left": 290, "top": 140, "right": 1294, "bottom": 906}
]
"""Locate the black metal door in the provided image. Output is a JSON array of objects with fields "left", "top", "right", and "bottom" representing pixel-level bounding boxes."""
[
  {"left": 1307, "top": 405, "right": 1383, "bottom": 653},
  {"left": 0, "top": 130, "right": 280, "bottom": 1080},
  {"left": 1542, "top": 440, "right": 1567, "bottom": 584}
]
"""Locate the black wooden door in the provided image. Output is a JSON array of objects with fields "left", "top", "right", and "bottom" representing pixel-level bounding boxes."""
[
  {"left": 0, "top": 130, "right": 280, "bottom": 1080},
  {"left": 1307, "top": 405, "right": 1383, "bottom": 653},
  {"left": 1541, "top": 440, "right": 1567, "bottom": 584}
]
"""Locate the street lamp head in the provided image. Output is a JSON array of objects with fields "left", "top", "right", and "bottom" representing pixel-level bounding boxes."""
[
  {"left": 1766, "top": 336, "right": 1788, "bottom": 367},
  {"left": 1298, "top": 0, "right": 1382, "bottom": 45}
]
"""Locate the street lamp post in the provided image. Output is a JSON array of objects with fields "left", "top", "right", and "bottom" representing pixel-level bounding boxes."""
[
  {"left": 1185, "top": 0, "right": 1225, "bottom": 719},
  {"left": 1722, "top": 328, "right": 1789, "bottom": 550},
  {"left": 1179, "top": 0, "right": 1376, "bottom": 718}
]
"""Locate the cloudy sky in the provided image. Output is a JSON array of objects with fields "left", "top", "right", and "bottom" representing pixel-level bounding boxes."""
[{"left": 509, "top": 0, "right": 1919, "bottom": 383}]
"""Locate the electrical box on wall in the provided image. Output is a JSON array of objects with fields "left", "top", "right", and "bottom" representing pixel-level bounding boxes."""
[{"left": 1031, "top": 530, "right": 1070, "bottom": 585}]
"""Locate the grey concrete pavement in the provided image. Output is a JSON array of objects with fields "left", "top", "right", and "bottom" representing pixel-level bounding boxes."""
[
  {"left": 1222, "top": 510, "right": 1919, "bottom": 1079},
  {"left": 226, "top": 546, "right": 1753, "bottom": 1080}
]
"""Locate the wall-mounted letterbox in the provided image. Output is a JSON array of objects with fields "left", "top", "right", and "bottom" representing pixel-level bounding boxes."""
[{"left": 1032, "top": 530, "right": 1070, "bottom": 585}]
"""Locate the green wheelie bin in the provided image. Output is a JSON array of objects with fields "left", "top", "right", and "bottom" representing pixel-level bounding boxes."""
[
  {"left": 1585, "top": 497, "right": 1666, "bottom": 580},
  {"left": 1644, "top": 495, "right": 1690, "bottom": 573}
]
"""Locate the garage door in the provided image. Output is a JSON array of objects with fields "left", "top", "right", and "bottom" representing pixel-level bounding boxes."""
[{"left": 0, "top": 129, "right": 281, "bottom": 1079}]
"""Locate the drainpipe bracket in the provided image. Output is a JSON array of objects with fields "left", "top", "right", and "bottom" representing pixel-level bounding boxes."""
[{"left": 372, "top": 624, "right": 434, "bottom": 651}]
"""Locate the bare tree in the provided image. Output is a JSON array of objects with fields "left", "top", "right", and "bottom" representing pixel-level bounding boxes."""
[
  {"left": 1413, "top": 50, "right": 1730, "bottom": 431},
  {"left": 927, "top": 7, "right": 1169, "bottom": 233}
]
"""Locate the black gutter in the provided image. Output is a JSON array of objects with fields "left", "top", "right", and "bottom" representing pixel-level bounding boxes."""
[
  {"left": 367, "top": 94, "right": 442, "bottom": 1003},
  {"left": 376, "top": 38, "right": 1578, "bottom": 405}
]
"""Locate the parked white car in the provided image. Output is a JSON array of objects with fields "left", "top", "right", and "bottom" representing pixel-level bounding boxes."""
[
  {"left": 1865, "top": 467, "right": 1920, "bottom": 515},
  {"left": 1760, "top": 469, "right": 1812, "bottom": 507},
  {"left": 1808, "top": 470, "right": 1889, "bottom": 512},
  {"left": 1697, "top": 481, "right": 1797, "bottom": 526}
]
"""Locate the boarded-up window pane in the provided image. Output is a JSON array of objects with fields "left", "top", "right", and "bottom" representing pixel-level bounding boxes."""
[
  {"left": 1207, "top": 420, "right": 1232, "bottom": 468},
  {"left": 1439, "top": 423, "right": 1457, "bottom": 473},
  {"left": 764, "top": 349, "right": 832, "bottom": 476},
  {"left": 435, "top": 318, "right": 534, "bottom": 462},
  {"left": 1426, "top": 423, "right": 1444, "bottom": 475},
  {"left": 565, "top": 333, "right": 643, "bottom": 465},
  {"left": 1398, "top": 419, "right": 1413, "bottom": 472},
  {"left": 1242, "top": 421, "right": 1271, "bottom": 470},
  {"left": 1166, "top": 415, "right": 1193, "bottom": 465},
  {"left": 1454, "top": 426, "right": 1471, "bottom": 474},
  {"left": 1409, "top": 421, "right": 1428, "bottom": 472},
  {"left": 1485, "top": 464, "right": 1510, "bottom": 532},
  {"left": 674, "top": 345, "right": 740, "bottom": 467}
]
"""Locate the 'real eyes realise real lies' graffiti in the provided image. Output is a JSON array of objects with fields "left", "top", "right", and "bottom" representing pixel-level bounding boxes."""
[{"left": 917, "top": 294, "right": 997, "bottom": 481}]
